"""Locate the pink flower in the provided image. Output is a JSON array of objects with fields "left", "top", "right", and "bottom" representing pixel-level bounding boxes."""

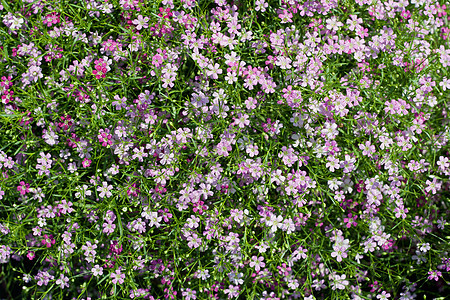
[
  {"left": 17, "top": 181, "right": 30, "bottom": 195},
  {"left": 278, "top": 10, "right": 293, "bottom": 23},
  {"left": 41, "top": 234, "right": 55, "bottom": 248},
  {"left": 359, "top": 141, "right": 375, "bottom": 157},
  {"left": 206, "top": 63, "right": 222, "bottom": 79},
  {"left": 27, "top": 251, "right": 35, "bottom": 260},
  {"left": 347, "top": 15, "right": 363, "bottom": 31},
  {"left": 94, "top": 58, "right": 106, "bottom": 66},
  {"left": 356, "top": 26, "right": 368, "bottom": 38},
  {"left": 102, "top": 222, "right": 116, "bottom": 235},
  {"left": 82, "top": 158, "right": 91, "bottom": 168},
  {"left": 436, "top": 3, "right": 447, "bottom": 17},
  {"left": 249, "top": 256, "right": 265, "bottom": 271},
  {"left": 158, "top": 7, "right": 173, "bottom": 19},
  {"left": 132, "top": 15, "right": 149, "bottom": 30},
  {"left": 110, "top": 269, "right": 125, "bottom": 284},
  {"left": 400, "top": 10, "right": 411, "bottom": 20},
  {"left": 344, "top": 213, "right": 357, "bottom": 228},
  {"left": 43, "top": 13, "right": 59, "bottom": 27},
  {"left": 92, "top": 64, "right": 107, "bottom": 79},
  {"left": 233, "top": 113, "right": 250, "bottom": 128}
]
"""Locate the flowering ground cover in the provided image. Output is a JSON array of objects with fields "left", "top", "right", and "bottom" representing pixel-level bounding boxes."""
[{"left": 0, "top": 0, "right": 450, "bottom": 299}]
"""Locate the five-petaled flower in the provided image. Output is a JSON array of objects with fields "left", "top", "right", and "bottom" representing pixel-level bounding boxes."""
[
  {"left": 249, "top": 256, "right": 265, "bottom": 271},
  {"left": 97, "top": 182, "right": 113, "bottom": 198},
  {"left": 132, "top": 15, "right": 150, "bottom": 30},
  {"left": 110, "top": 268, "right": 125, "bottom": 284},
  {"left": 82, "top": 158, "right": 92, "bottom": 168},
  {"left": 41, "top": 234, "right": 55, "bottom": 248},
  {"left": 427, "top": 270, "right": 442, "bottom": 281}
]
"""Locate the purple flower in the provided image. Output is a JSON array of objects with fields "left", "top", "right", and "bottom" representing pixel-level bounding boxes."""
[
  {"left": 182, "top": 288, "right": 197, "bottom": 300},
  {"left": 359, "top": 141, "right": 376, "bottom": 157},
  {"left": 35, "top": 270, "right": 54, "bottom": 286},
  {"left": 102, "top": 222, "right": 116, "bottom": 235},
  {"left": 0, "top": 245, "right": 12, "bottom": 263},
  {"left": 92, "top": 264, "right": 103, "bottom": 277},
  {"left": 97, "top": 181, "right": 113, "bottom": 198},
  {"left": 206, "top": 63, "right": 222, "bottom": 79},
  {"left": 427, "top": 270, "right": 442, "bottom": 281},
  {"left": 425, "top": 178, "right": 442, "bottom": 195},
  {"left": 224, "top": 285, "right": 240, "bottom": 299}
]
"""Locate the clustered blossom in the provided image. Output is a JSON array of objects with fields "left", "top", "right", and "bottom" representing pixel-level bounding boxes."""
[
  {"left": 330, "top": 231, "right": 351, "bottom": 263},
  {"left": 0, "top": 245, "right": 12, "bottom": 263},
  {"left": 98, "top": 128, "right": 114, "bottom": 147},
  {"left": 42, "top": 12, "right": 60, "bottom": 27},
  {"left": 92, "top": 58, "right": 111, "bottom": 79},
  {"left": 36, "top": 152, "right": 53, "bottom": 176},
  {"left": 35, "top": 270, "right": 54, "bottom": 286}
]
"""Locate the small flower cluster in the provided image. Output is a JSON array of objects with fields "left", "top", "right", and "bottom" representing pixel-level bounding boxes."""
[{"left": 92, "top": 58, "right": 110, "bottom": 79}]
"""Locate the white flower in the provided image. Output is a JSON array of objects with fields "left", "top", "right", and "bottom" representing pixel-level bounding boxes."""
[
  {"left": 268, "top": 215, "right": 284, "bottom": 233},
  {"left": 55, "top": 274, "right": 69, "bottom": 289},
  {"left": 196, "top": 269, "right": 210, "bottom": 280},
  {"left": 132, "top": 15, "right": 149, "bottom": 30},
  {"left": 97, "top": 182, "right": 113, "bottom": 198},
  {"left": 186, "top": 215, "right": 200, "bottom": 229},
  {"left": 329, "top": 273, "right": 349, "bottom": 290},
  {"left": 326, "top": 16, "right": 343, "bottom": 31},
  {"left": 282, "top": 218, "right": 296, "bottom": 234},
  {"left": 10, "top": 16, "right": 24, "bottom": 30},
  {"left": 256, "top": 242, "right": 269, "bottom": 253},
  {"left": 147, "top": 211, "right": 162, "bottom": 228},
  {"left": 37, "top": 218, "right": 47, "bottom": 227},
  {"left": 328, "top": 178, "right": 342, "bottom": 191},
  {"left": 377, "top": 291, "right": 391, "bottom": 300}
]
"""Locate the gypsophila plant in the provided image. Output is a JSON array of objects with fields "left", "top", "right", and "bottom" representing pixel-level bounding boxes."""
[{"left": 0, "top": 0, "right": 449, "bottom": 299}]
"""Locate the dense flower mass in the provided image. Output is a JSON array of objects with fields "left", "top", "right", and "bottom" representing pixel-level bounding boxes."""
[{"left": 0, "top": 0, "right": 449, "bottom": 299}]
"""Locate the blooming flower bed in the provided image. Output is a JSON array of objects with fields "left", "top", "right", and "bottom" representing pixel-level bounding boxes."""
[{"left": 0, "top": 0, "right": 449, "bottom": 299}]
